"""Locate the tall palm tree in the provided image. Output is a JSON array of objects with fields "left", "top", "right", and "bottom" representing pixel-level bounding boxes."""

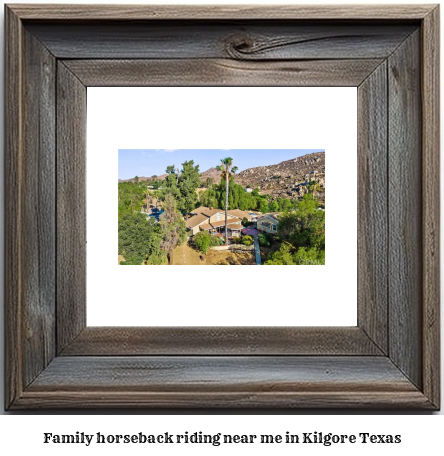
[{"left": 216, "top": 158, "right": 238, "bottom": 245}]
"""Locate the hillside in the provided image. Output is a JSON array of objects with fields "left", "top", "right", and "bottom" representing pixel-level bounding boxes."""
[
  {"left": 202, "top": 151, "right": 325, "bottom": 201},
  {"left": 118, "top": 174, "right": 167, "bottom": 183},
  {"left": 199, "top": 167, "right": 224, "bottom": 182},
  {"left": 119, "top": 151, "right": 325, "bottom": 202}
]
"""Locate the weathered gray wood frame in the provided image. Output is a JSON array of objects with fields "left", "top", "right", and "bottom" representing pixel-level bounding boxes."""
[{"left": 4, "top": 5, "right": 440, "bottom": 409}]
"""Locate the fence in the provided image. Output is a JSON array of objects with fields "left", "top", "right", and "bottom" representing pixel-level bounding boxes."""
[{"left": 210, "top": 244, "right": 255, "bottom": 252}]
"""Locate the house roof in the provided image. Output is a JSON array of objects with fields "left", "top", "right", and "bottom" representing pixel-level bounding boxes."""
[
  {"left": 227, "top": 209, "right": 255, "bottom": 220},
  {"left": 190, "top": 206, "right": 222, "bottom": 217},
  {"left": 200, "top": 219, "right": 243, "bottom": 230},
  {"left": 188, "top": 206, "right": 266, "bottom": 231},
  {"left": 258, "top": 213, "right": 280, "bottom": 222},
  {"left": 186, "top": 213, "right": 209, "bottom": 229}
]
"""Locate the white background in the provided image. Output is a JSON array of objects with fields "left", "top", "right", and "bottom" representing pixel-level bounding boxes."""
[
  {"left": 87, "top": 87, "right": 357, "bottom": 326},
  {"left": 0, "top": 0, "right": 442, "bottom": 450}
]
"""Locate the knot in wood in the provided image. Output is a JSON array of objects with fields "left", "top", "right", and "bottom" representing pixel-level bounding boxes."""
[{"left": 224, "top": 34, "right": 255, "bottom": 59}]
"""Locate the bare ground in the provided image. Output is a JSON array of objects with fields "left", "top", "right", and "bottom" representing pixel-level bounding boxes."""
[{"left": 173, "top": 242, "right": 255, "bottom": 265}]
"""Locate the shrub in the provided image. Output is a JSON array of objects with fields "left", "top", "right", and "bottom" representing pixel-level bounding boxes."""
[
  {"left": 209, "top": 236, "right": 223, "bottom": 247},
  {"left": 193, "top": 231, "right": 212, "bottom": 254},
  {"left": 120, "top": 256, "right": 144, "bottom": 265},
  {"left": 242, "top": 235, "right": 254, "bottom": 246},
  {"left": 231, "top": 237, "right": 242, "bottom": 244},
  {"left": 258, "top": 233, "right": 273, "bottom": 248}
]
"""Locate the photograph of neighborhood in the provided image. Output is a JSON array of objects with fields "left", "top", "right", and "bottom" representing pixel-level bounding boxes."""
[{"left": 118, "top": 149, "right": 325, "bottom": 265}]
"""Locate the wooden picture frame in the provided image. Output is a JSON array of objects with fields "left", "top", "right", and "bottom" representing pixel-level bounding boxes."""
[{"left": 5, "top": 4, "right": 440, "bottom": 409}]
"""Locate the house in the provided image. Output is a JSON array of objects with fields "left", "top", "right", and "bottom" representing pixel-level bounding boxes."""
[
  {"left": 245, "top": 188, "right": 253, "bottom": 193},
  {"left": 186, "top": 207, "right": 243, "bottom": 238},
  {"left": 226, "top": 209, "right": 257, "bottom": 223},
  {"left": 245, "top": 211, "right": 261, "bottom": 223},
  {"left": 257, "top": 213, "right": 280, "bottom": 234}
]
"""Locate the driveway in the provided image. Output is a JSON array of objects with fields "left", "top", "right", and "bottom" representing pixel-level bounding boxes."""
[{"left": 253, "top": 236, "right": 262, "bottom": 265}]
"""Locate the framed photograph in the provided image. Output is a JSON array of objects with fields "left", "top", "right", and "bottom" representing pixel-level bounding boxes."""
[{"left": 5, "top": 4, "right": 440, "bottom": 409}]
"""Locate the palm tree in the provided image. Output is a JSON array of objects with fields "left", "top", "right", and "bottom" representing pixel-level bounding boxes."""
[
  {"left": 307, "top": 179, "right": 320, "bottom": 200},
  {"left": 216, "top": 157, "right": 238, "bottom": 245}
]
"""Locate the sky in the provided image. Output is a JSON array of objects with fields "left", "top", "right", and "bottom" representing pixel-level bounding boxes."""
[{"left": 118, "top": 149, "right": 324, "bottom": 180}]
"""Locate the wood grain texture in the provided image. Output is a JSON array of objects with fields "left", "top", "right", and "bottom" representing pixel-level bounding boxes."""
[
  {"left": 388, "top": 31, "right": 423, "bottom": 389},
  {"left": 13, "top": 356, "right": 432, "bottom": 409},
  {"left": 15, "top": 390, "right": 433, "bottom": 410},
  {"left": 421, "top": 6, "right": 440, "bottom": 409},
  {"left": 64, "top": 58, "right": 384, "bottom": 87},
  {"left": 56, "top": 62, "right": 87, "bottom": 354},
  {"left": 27, "top": 22, "right": 416, "bottom": 60},
  {"left": 4, "top": 5, "right": 24, "bottom": 411},
  {"left": 357, "top": 62, "right": 388, "bottom": 354},
  {"left": 61, "top": 327, "right": 382, "bottom": 356},
  {"left": 4, "top": 6, "right": 440, "bottom": 410},
  {"left": 7, "top": 4, "right": 436, "bottom": 20},
  {"left": 21, "top": 29, "right": 57, "bottom": 387}
]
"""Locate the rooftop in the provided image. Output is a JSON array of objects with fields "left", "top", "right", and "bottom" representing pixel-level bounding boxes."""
[
  {"left": 259, "top": 213, "right": 281, "bottom": 222},
  {"left": 227, "top": 209, "right": 256, "bottom": 220},
  {"left": 190, "top": 206, "right": 223, "bottom": 218},
  {"left": 186, "top": 213, "right": 209, "bottom": 229},
  {"left": 200, "top": 219, "right": 243, "bottom": 230}
]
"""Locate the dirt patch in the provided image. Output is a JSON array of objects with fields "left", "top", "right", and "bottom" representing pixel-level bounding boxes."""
[
  {"left": 173, "top": 242, "right": 255, "bottom": 265},
  {"left": 118, "top": 254, "right": 125, "bottom": 265}
]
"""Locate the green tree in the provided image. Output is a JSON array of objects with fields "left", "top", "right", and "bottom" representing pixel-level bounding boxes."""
[
  {"left": 277, "top": 194, "right": 325, "bottom": 250},
  {"left": 166, "top": 165, "right": 177, "bottom": 185},
  {"left": 118, "top": 212, "right": 165, "bottom": 265},
  {"left": 193, "top": 231, "right": 212, "bottom": 254},
  {"left": 118, "top": 181, "right": 146, "bottom": 218},
  {"left": 264, "top": 243, "right": 296, "bottom": 265},
  {"left": 269, "top": 200, "right": 279, "bottom": 212},
  {"left": 216, "top": 157, "right": 238, "bottom": 245},
  {"left": 293, "top": 246, "right": 325, "bottom": 265},
  {"left": 257, "top": 198, "right": 269, "bottom": 213},
  {"left": 264, "top": 243, "right": 324, "bottom": 265},
  {"left": 199, "top": 185, "right": 219, "bottom": 208},
  {"left": 277, "top": 197, "right": 294, "bottom": 212},
  {"left": 296, "top": 193, "right": 319, "bottom": 215},
  {"left": 158, "top": 164, "right": 181, "bottom": 204},
  {"left": 144, "top": 188, "right": 153, "bottom": 213},
  {"left": 177, "top": 160, "right": 201, "bottom": 213},
  {"left": 159, "top": 194, "right": 187, "bottom": 264},
  {"left": 258, "top": 232, "right": 273, "bottom": 248}
]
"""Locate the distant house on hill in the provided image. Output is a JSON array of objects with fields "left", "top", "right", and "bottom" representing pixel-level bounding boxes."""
[
  {"left": 257, "top": 213, "right": 280, "bottom": 234},
  {"left": 186, "top": 206, "right": 255, "bottom": 238}
]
